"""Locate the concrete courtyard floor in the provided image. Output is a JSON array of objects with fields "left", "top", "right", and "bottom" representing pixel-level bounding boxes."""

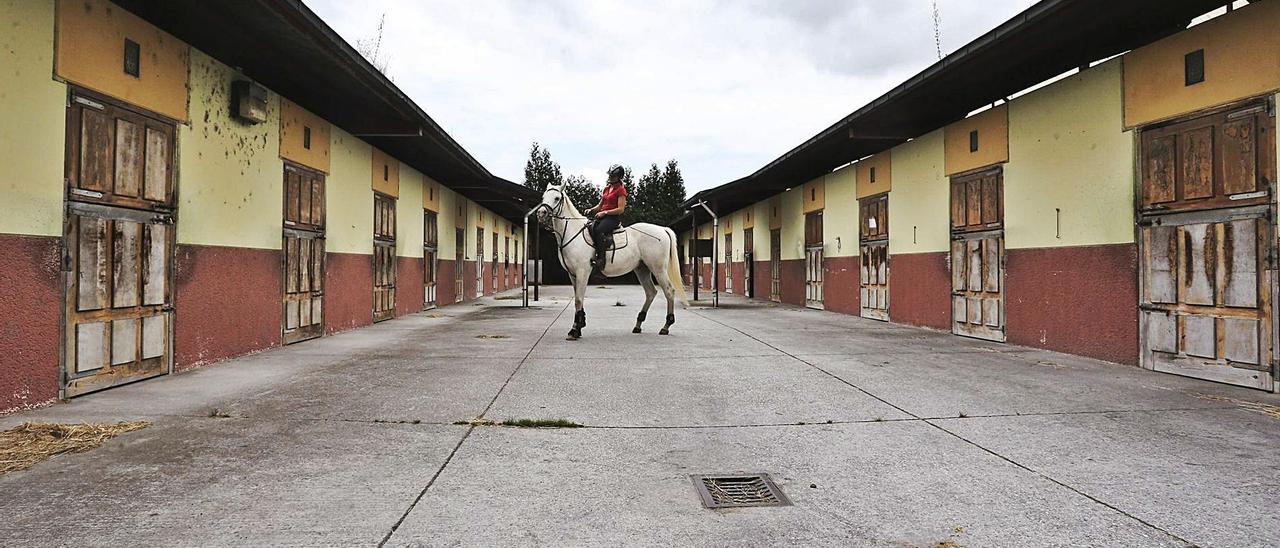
[{"left": 2, "top": 285, "right": 1279, "bottom": 547}]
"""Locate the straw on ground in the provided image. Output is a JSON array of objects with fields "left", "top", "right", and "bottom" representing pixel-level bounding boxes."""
[{"left": 0, "top": 421, "right": 150, "bottom": 475}]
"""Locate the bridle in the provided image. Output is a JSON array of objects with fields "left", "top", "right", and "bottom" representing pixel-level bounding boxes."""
[{"left": 537, "top": 186, "right": 593, "bottom": 251}]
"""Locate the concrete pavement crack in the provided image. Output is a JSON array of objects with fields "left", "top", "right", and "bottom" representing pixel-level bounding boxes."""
[
  {"left": 376, "top": 298, "right": 571, "bottom": 547},
  {"left": 689, "top": 309, "right": 1198, "bottom": 547}
]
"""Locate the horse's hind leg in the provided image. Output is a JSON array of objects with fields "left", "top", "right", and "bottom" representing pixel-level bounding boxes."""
[
  {"left": 653, "top": 264, "right": 677, "bottom": 335},
  {"left": 633, "top": 264, "right": 657, "bottom": 333}
]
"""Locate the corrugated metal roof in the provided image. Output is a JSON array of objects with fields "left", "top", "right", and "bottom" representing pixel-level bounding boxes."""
[
  {"left": 114, "top": 0, "right": 539, "bottom": 221},
  {"left": 681, "top": 0, "right": 1226, "bottom": 219}
]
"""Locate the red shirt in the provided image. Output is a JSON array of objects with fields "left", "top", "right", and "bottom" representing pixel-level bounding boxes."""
[{"left": 601, "top": 183, "right": 627, "bottom": 213}]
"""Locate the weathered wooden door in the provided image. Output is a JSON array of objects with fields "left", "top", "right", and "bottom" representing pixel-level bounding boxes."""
[
  {"left": 476, "top": 227, "right": 484, "bottom": 298},
  {"left": 63, "top": 90, "right": 175, "bottom": 397},
  {"left": 373, "top": 193, "right": 396, "bottom": 322},
  {"left": 770, "top": 229, "right": 782, "bottom": 302},
  {"left": 491, "top": 233, "right": 499, "bottom": 292},
  {"left": 1138, "top": 101, "right": 1277, "bottom": 390},
  {"left": 724, "top": 234, "right": 733, "bottom": 294},
  {"left": 455, "top": 228, "right": 464, "bottom": 300},
  {"left": 950, "top": 168, "right": 1005, "bottom": 341},
  {"left": 282, "top": 163, "right": 325, "bottom": 344},
  {"left": 860, "top": 194, "right": 889, "bottom": 321},
  {"left": 743, "top": 228, "right": 754, "bottom": 298},
  {"left": 424, "top": 210, "right": 437, "bottom": 309},
  {"left": 805, "top": 211, "right": 823, "bottom": 309}
]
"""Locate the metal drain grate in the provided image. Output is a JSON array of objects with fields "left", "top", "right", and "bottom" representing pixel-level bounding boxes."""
[{"left": 691, "top": 473, "right": 791, "bottom": 508}]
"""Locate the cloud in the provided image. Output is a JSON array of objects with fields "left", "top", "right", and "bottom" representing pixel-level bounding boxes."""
[{"left": 305, "top": 0, "right": 1036, "bottom": 192}]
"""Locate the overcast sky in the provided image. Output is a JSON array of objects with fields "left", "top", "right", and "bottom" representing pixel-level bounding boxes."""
[{"left": 305, "top": 0, "right": 1037, "bottom": 192}]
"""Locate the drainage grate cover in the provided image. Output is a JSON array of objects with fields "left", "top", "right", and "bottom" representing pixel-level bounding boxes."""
[{"left": 691, "top": 473, "right": 791, "bottom": 509}]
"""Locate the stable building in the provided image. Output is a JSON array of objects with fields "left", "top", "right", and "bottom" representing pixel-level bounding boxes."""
[
  {"left": 0, "top": 0, "right": 535, "bottom": 413},
  {"left": 681, "top": 0, "right": 1279, "bottom": 391}
]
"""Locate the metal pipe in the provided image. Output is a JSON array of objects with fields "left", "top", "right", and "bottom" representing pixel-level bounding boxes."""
[
  {"left": 691, "top": 210, "right": 698, "bottom": 301},
  {"left": 522, "top": 205, "right": 540, "bottom": 308},
  {"left": 695, "top": 200, "right": 719, "bottom": 308}
]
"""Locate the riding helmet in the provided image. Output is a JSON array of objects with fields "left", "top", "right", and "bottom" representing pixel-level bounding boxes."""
[{"left": 607, "top": 164, "right": 625, "bottom": 179}]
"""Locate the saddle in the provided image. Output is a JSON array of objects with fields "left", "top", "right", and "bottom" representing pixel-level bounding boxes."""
[{"left": 587, "top": 222, "right": 630, "bottom": 254}]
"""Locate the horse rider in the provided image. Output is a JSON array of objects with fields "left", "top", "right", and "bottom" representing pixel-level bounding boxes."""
[{"left": 584, "top": 164, "right": 628, "bottom": 271}]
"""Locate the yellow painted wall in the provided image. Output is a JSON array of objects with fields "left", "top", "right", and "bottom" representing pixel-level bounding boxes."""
[
  {"left": 371, "top": 148, "right": 400, "bottom": 198},
  {"left": 0, "top": 0, "right": 66, "bottom": 237},
  {"left": 944, "top": 104, "right": 1009, "bottom": 175},
  {"left": 54, "top": 0, "right": 189, "bottom": 121},
  {"left": 327, "top": 127, "right": 373, "bottom": 254},
  {"left": 397, "top": 167, "right": 424, "bottom": 258},
  {"left": 436, "top": 186, "right": 458, "bottom": 258},
  {"left": 176, "top": 50, "right": 282, "bottom": 249},
  {"left": 824, "top": 165, "right": 858, "bottom": 258},
  {"left": 1124, "top": 1, "right": 1280, "bottom": 128},
  {"left": 1005, "top": 59, "right": 1134, "bottom": 249},
  {"left": 422, "top": 175, "right": 442, "bottom": 212},
  {"left": 279, "top": 98, "right": 331, "bottom": 173},
  {"left": 768, "top": 196, "right": 782, "bottom": 230},
  {"left": 856, "top": 151, "right": 892, "bottom": 198},
  {"left": 780, "top": 187, "right": 804, "bottom": 260},
  {"left": 802, "top": 177, "right": 825, "bottom": 213},
  {"left": 752, "top": 201, "right": 770, "bottom": 259},
  {"left": 888, "top": 129, "right": 949, "bottom": 254}
]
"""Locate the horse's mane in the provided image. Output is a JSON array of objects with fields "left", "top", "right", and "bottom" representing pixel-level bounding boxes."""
[{"left": 556, "top": 186, "right": 586, "bottom": 219}]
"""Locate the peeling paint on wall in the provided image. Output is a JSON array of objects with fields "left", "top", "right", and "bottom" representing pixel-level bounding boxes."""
[{"left": 177, "top": 49, "right": 282, "bottom": 250}]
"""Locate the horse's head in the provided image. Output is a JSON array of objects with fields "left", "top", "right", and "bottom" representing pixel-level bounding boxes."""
[{"left": 536, "top": 183, "right": 566, "bottom": 224}]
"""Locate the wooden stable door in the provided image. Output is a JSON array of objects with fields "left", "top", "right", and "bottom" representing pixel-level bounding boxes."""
[
  {"left": 424, "top": 211, "right": 438, "bottom": 308},
  {"left": 724, "top": 234, "right": 733, "bottom": 294},
  {"left": 476, "top": 228, "right": 485, "bottom": 298},
  {"left": 743, "top": 228, "right": 754, "bottom": 298},
  {"left": 491, "top": 233, "right": 499, "bottom": 292},
  {"left": 860, "top": 194, "right": 889, "bottom": 321},
  {"left": 1138, "top": 101, "right": 1276, "bottom": 390},
  {"left": 805, "top": 212, "right": 823, "bottom": 309},
  {"left": 283, "top": 163, "right": 325, "bottom": 344},
  {"left": 950, "top": 168, "right": 1005, "bottom": 342},
  {"left": 455, "top": 228, "right": 465, "bottom": 300},
  {"left": 770, "top": 229, "right": 782, "bottom": 302},
  {"left": 373, "top": 193, "right": 396, "bottom": 322},
  {"left": 63, "top": 91, "right": 175, "bottom": 397}
]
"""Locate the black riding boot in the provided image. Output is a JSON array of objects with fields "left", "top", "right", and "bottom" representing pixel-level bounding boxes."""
[{"left": 591, "top": 245, "right": 606, "bottom": 272}]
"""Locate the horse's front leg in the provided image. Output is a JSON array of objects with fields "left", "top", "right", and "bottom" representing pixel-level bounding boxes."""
[{"left": 567, "top": 269, "right": 589, "bottom": 340}]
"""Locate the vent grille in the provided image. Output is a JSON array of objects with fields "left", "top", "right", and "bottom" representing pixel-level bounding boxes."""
[{"left": 691, "top": 474, "right": 791, "bottom": 509}]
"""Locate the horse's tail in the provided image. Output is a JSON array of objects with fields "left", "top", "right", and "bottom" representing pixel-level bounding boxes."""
[{"left": 664, "top": 227, "right": 690, "bottom": 307}]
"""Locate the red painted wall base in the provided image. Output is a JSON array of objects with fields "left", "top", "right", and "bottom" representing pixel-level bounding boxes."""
[
  {"left": 325, "top": 252, "right": 373, "bottom": 335},
  {"left": 888, "top": 251, "right": 952, "bottom": 330},
  {"left": 396, "top": 257, "right": 426, "bottom": 317},
  {"left": 437, "top": 259, "right": 457, "bottom": 307},
  {"left": 174, "top": 244, "right": 282, "bottom": 371},
  {"left": 0, "top": 234, "right": 61, "bottom": 413},
  {"left": 780, "top": 259, "right": 806, "bottom": 306},
  {"left": 823, "top": 255, "right": 860, "bottom": 315},
  {"left": 1006, "top": 244, "right": 1138, "bottom": 364}
]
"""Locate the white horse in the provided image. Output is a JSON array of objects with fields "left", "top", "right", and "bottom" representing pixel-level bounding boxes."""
[{"left": 535, "top": 182, "right": 689, "bottom": 340}]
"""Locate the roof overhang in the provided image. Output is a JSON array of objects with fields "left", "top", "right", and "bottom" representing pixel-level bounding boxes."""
[
  {"left": 113, "top": 0, "right": 538, "bottom": 221},
  {"left": 683, "top": 0, "right": 1226, "bottom": 217}
]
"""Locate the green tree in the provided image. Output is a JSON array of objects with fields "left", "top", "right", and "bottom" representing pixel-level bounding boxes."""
[
  {"left": 649, "top": 159, "right": 688, "bottom": 226},
  {"left": 632, "top": 163, "right": 663, "bottom": 225},
  {"left": 563, "top": 173, "right": 601, "bottom": 213},
  {"left": 522, "top": 142, "right": 563, "bottom": 192}
]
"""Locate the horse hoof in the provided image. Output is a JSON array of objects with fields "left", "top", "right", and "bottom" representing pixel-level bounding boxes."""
[
  {"left": 632, "top": 327, "right": 642, "bottom": 334},
  {"left": 659, "top": 329, "right": 670, "bottom": 335},
  {"left": 566, "top": 333, "right": 579, "bottom": 341}
]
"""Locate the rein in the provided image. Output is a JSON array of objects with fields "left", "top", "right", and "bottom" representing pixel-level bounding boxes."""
[{"left": 539, "top": 187, "right": 592, "bottom": 251}]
